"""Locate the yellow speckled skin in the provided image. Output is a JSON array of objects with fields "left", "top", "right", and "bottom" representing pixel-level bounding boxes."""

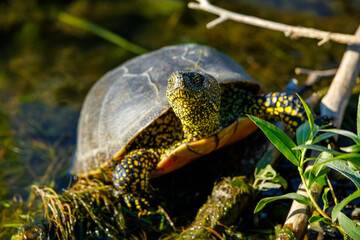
[
  {"left": 167, "top": 71, "right": 221, "bottom": 140},
  {"left": 113, "top": 71, "right": 306, "bottom": 211}
]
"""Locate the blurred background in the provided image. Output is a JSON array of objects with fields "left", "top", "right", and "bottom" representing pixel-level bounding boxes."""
[{"left": 0, "top": 0, "right": 359, "bottom": 237}]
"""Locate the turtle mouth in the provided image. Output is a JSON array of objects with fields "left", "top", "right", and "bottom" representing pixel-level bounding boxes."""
[
  {"left": 168, "top": 86, "right": 190, "bottom": 94},
  {"left": 167, "top": 87, "right": 195, "bottom": 102}
]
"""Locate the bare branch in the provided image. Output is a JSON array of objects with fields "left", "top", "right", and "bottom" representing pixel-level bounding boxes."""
[
  {"left": 321, "top": 26, "right": 360, "bottom": 127},
  {"left": 207, "top": 16, "right": 228, "bottom": 29},
  {"left": 295, "top": 68, "right": 337, "bottom": 79},
  {"left": 188, "top": 0, "right": 360, "bottom": 45}
]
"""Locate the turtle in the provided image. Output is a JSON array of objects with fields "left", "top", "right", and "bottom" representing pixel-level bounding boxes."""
[{"left": 71, "top": 44, "right": 306, "bottom": 211}]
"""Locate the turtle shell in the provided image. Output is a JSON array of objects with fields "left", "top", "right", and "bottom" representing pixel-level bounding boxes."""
[{"left": 71, "top": 43, "right": 259, "bottom": 175}]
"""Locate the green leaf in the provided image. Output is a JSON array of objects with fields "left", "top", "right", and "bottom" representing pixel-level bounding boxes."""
[
  {"left": 296, "top": 93, "right": 314, "bottom": 139},
  {"left": 348, "top": 161, "right": 360, "bottom": 171},
  {"left": 319, "top": 153, "right": 360, "bottom": 162},
  {"left": 322, "top": 188, "right": 330, "bottom": 211},
  {"left": 338, "top": 212, "right": 360, "bottom": 239},
  {"left": 309, "top": 215, "right": 322, "bottom": 223},
  {"left": 313, "top": 132, "right": 336, "bottom": 145},
  {"left": 293, "top": 144, "right": 340, "bottom": 155},
  {"left": 255, "top": 150, "right": 274, "bottom": 175},
  {"left": 19, "top": 214, "right": 29, "bottom": 220},
  {"left": 332, "top": 189, "right": 360, "bottom": 222},
  {"left": 309, "top": 215, "right": 332, "bottom": 225},
  {"left": 310, "top": 152, "right": 330, "bottom": 187},
  {"left": 274, "top": 176, "right": 288, "bottom": 189},
  {"left": 321, "top": 159, "right": 360, "bottom": 189},
  {"left": 338, "top": 153, "right": 360, "bottom": 170},
  {"left": 315, "top": 174, "right": 328, "bottom": 186},
  {"left": 313, "top": 153, "right": 360, "bottom": 177},
  {"left": 305, "top": 169, "right": 314, "bottom": 184},
  {"left": 259, "top": 182, "right": 283, "bottom": 190},
  {"left": 306, "top": 168, "right": 327, "bottom": 188},
  {"left": 357, "top": 94, "right": 360, "bottom": 137},
  {"left": 341, "top": 144, "right": 360, "bottom": 153},
  {"left": 320, "top": 129, "right": 360, "bottom": 144},
  {"left": 296, "top": 121, "right": 311, "bottom": 145},
  {"left": 254, "top": 193, "right": 311, "bottom": 213},
  {"left": 248, "top": 115, "right": 301, "bottom": 166},
  {"left": 313, "top": 152, "right": 332, "bottom": 175},
  {"left": 254, "top": 164, "right": 288, "bottom": 191},
  {"left": 2, "top": 223, "right": 24, "bottom": 228},
  {"left": 335, "top": 153, "right": 360, "bottom": 164}
]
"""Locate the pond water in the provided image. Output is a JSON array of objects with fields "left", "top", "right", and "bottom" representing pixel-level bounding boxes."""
[{"left": 0, "top": 0, "right": 359, "bottom": 238}]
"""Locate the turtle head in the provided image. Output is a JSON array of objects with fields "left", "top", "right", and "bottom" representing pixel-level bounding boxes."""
[{"left": 166, "top": 71, "right": 221, "bottom": 140}]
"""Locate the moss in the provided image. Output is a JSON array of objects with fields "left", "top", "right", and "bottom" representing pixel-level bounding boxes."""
[{"left": 178, "top": 177, "right": 253, "bottom": 239}]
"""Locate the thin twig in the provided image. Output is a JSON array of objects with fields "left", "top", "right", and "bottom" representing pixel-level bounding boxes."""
[
  {"left": 326, "top": 176, "right": 338, "bottom": 205},
  {"left": 295, "top": 68, "right": 338, "bottom": 95},
  {"left": 158, "top": 205, "right": 176, "bottom": 232},
  {"left": 295, "top": 68, "right": 338, "bottom": 78},
  {"left": 188, "top": 0, "right": 360, "bottom": 46},
  {"left": 200, "top": 226, "right": 224, "bottom": 240}
]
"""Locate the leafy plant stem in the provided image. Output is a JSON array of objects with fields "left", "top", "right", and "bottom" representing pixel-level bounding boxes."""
[
  {"left": 299, "top": 146, "right": 307, "bottom": 168},
  {"left": 298, "top": 148, "right": 332, "bottom": 221}
]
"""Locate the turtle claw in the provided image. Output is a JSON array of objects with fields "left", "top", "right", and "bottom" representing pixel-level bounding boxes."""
[
  {"left": 122, "top": 193, "right": 153, "bottom": 213},
  {"left": 114, "top": 189, "right": 151, "bottom": 213}
]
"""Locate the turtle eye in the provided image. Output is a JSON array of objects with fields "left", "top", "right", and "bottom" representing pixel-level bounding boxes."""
[
  {"left": 191, "top": 75, "right": 204, "bottom": 88},
  {"left": 168, "top": 74, "right": 174, "bottom": 86}
]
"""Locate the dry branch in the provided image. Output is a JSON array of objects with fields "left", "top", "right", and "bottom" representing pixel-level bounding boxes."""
[
  {"left": 321, "top": 26, "right": 360, "bottom": 127},
  {"left": 280, "top": 26, "right": 360, "bottom": 240},
  {"left": 188, "top": 0, "right": 360, "bottom": 46}
]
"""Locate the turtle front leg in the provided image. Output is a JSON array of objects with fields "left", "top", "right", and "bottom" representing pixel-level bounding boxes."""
[{"left": 113, "top": 148, "right": 160, "bottom": 211}]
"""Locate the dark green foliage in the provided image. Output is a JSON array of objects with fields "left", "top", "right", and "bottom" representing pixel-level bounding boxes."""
[{"left": 251, "top": 94, "right": 360, "bottom": 239}]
